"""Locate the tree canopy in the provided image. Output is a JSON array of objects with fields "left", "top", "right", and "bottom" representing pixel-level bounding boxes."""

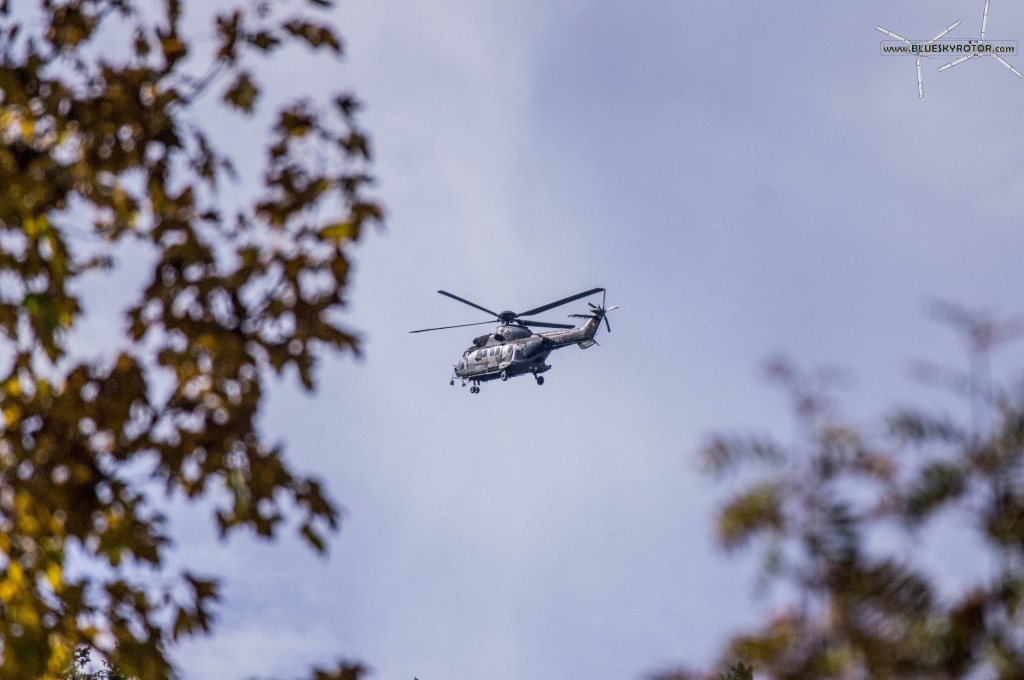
[
  {"left": 657, "top": 306, "right": 1024, "bottom": 679},
  {"left": 0, "top": 0, "right": 380, "bottom": 677}
]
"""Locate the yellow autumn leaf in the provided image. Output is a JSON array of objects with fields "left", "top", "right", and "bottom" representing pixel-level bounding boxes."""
[
  {"left": 319, "top": 221, "right": 356, "bottom": 242},
  {"left": 0, "top": 581, "right": 16, "bottom": 603},
  {"left": 46, "top": 640, "right": 74, "bottom": 676},
  {"left": 6, "top": 561, "right": 25, "bottom": 586},
  {"left": 2, "top": 374, "right": 20, "bottom": 397},
  {"left": 19, "top": 116, "right": 35, "bottom": 139},
  {"left": 23, "top": 214, "right": 47, "bottom": 237},
  {"left": 3, "top": 403, "right": 21, "bottom": 426},
  {"left": 45, "top": 563, "right": 63, "bottom": 590}
]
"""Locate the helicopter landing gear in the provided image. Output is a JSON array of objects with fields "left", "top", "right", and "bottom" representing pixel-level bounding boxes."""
[
  {"left": 450, "top": 379, "right": 455, "bottom": 386},
  {"left": 470, "top": 384, "right": 480, "bottom": 394},
  {"left": 500, "top": 370, "right": 508, "bottom": 381},
  {"left": 535, "top": 375, "right": 544, "bottom": 386}
]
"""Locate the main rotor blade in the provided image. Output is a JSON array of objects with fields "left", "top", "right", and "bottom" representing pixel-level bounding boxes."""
[
  {"left": 437, "top": 290, "right": 499, "bottom": 318},
  {"left": 409, "top": 320, "right": 495, "bottom": 333},
  {"left": 939, "top": 54, "right": 972, "bottom": 71},
  {"left": 930, "top": 20, "right": 960, "bottom": 43},
  {"left": 981, "top": 0, "right": 989, "bottom": 40},
  {"left": 875, "top": 25, "right": 911, "bottom": 44},
  {"left": 917, "top": 57, "right": 924, "bottom": 98},
  {"left": 992, "top": 54, "right": 1024, "bottom": 78},
  {"left": 517, "top": 319, "right": 575, "bottom": 329},
  {"left": 519, "top": 287, "right": 605, "bottom": 317}
]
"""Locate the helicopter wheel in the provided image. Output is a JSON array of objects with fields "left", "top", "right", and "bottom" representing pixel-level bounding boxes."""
[
  {"left": 500, "top": 370, "right": 508, "bottom": 381},
  {"left": 450, "top": 379, "right": 455, "bottom": 386},
  {"left": 470, "top": 385, "right": 479, "bottom": 394},
  {"left": 535, "top": 375, "right": 544, "bottom": 386}
]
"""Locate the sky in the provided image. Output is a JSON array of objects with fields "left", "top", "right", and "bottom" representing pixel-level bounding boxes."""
[{"left": 58, "top": 0, "right": 1024, "bottom": 678}]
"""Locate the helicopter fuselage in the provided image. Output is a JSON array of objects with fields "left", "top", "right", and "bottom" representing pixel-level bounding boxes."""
[{"left": 453, "top": 315, "right": 602, "bottom": 384}]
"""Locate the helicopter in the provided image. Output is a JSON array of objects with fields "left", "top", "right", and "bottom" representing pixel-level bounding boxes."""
[{"left": 410, "top": 287, "right": 617, "bottom": 393}]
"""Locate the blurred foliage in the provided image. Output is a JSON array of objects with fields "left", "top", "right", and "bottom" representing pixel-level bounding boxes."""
[
  {"left": 62, "top": 646, "right": 369, "bottom": 680},
  {"left": 653, "top": 660, "right": 753, "bottom": 680},
  {"left": 656, "top": 304, "right": 1024, "bottom": 680},
  {"left": 61, "top": 646, "right": 125, "bottom": 680},
  {"left": 0, "top": 0, "right": 381, "bottom": 677},
  {"left": 718, "top": 663, "right": 754, "bottom": 680}
]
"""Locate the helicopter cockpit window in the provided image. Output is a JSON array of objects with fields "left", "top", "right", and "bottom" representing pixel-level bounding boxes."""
[{"left": 475, "top": 350, "right": 484, "bottom": 360}]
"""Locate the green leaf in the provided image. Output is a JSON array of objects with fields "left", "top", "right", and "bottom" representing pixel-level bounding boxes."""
[
  {"left": 717, "top": 483, "right": 785, "bottom": 552},
  {"left": 247, "top": 30, "right": 281, "bottom": 51},
  {"left": 903, "top": 461, "right": 967, "bottom": 521},
  {"left": 222, "top": 71, "right": 259, "bottom": 114},
  {"left": 284, "top": 19, "right": 342, "bottom": 53},
  {"left": 717, "top": 662, "right": 753, "bottom": 680},
  {"left": 319, "top": 221, "right": 357, "bottom": 242}
]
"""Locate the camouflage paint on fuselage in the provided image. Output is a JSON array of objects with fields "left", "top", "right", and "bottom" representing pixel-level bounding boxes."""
[{"left": 453, "top": 314, "right": 603, "bottom": 383}]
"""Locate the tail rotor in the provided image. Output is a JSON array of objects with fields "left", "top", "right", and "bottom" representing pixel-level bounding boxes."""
[{"left": 570, "top": 290, "right": 618, "bottom": 333}]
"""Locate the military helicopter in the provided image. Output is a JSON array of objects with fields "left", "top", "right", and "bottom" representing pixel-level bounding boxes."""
[{"left": 410, "top": 287, "right": 617, "bottom": 393}]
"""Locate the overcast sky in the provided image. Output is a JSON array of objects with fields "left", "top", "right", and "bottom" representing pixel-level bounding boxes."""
[{"left": 116, "top": 0, "right": 1024, "bottom": 678}]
